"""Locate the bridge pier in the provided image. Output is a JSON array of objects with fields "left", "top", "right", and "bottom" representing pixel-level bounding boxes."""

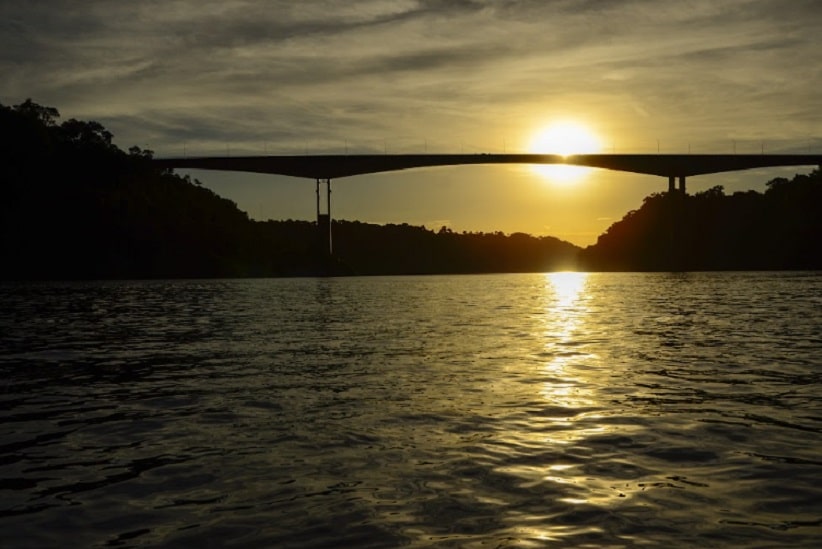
[
  {"left": 667, "top": 175, "right": 687, "bottom": 194},
  {"left": 316, "top": 178, "right": 332, "bottom": 256}
]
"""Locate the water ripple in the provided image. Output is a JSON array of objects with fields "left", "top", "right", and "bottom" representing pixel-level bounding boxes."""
[{"left": 1, "top": 273, "right": 821, "bottom": 547}]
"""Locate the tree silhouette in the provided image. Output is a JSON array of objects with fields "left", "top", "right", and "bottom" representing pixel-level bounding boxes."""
[
  {"left": 581, "top": 171, "right": 822, "bottom": 270},
  {"left": 2, "top": 100, "right": 819, "bottom": 278}
]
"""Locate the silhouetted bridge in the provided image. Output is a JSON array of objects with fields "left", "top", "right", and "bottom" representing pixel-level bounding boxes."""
[{"left": 154, "top": 153, "right": 822, "bottom": 255}]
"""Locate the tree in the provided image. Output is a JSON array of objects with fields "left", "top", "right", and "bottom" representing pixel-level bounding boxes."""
[
  {"left": 14, "top": 98, "right": 60, "bottom": 126},
  {"left": 695, "top": 185, "right": 724, "bottom": 198},
  {"left": 60, "top": 119, "right": 114, "bottom": 149}
]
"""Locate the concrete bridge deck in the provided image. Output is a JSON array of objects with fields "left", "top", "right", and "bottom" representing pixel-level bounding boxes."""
[{"left": 154, "top": 153, "right": 822, "bottom": 180}]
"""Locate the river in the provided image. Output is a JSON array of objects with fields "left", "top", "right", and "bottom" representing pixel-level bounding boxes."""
[{"left": 1, "top": 272, "right": 820, "bottom": 547}]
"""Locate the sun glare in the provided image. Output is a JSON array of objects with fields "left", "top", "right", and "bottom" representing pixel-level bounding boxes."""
[{"left": 528, "top": 121, "right": 603, "bottom": 184}]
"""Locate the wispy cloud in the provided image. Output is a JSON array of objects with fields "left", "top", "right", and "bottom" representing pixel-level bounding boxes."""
[{"left": 3, "top": 0, "right": 819, "bottom": 156}]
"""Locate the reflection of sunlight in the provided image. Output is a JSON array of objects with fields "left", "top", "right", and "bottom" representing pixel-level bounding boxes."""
[
  {"left": 548, "top": 272, "right": 588, "bottom": 311},
  {"left": 487, "top": 272, "right": 639, "bottom": 545},
  {"left": 492, "top": 272, "right": 639, "bottom": 542},
  {"left": 539, "top": 272, "right": 595, "bottom": 414},
  {"left": 537, "top": 273, "right": 634, "bottom": 509},
  {"left": 542, "top": 272, "right": 589, "bottom": 348}
]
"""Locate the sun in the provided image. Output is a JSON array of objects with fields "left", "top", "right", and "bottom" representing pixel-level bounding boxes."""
[
  {"left": 528, "top": 121, "right": 603, "bottom": 184},
  {"left": 530, "top": 121, "right": 601, "bottom": 156}
]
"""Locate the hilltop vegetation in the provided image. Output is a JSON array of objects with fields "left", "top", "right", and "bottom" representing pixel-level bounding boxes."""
[
  {"left": 2, "top": 100, "right": 269, "bottom": 278},
  {"left": 580, "top": 172, "right": 822, "bottom": 271},
  {"left": 0, "top": 100, "right": 577, "bottom": 279}
]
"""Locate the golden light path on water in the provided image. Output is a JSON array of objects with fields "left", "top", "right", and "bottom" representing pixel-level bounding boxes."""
[
  {"left": 497, "top": 272, "right": 635, "bottom": 545},
  {"left": 539, "top": 272, "right": 594, "bottom": 411}
]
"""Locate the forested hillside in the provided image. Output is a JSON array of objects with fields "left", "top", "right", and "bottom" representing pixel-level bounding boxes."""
[
  {"left": 0, "top": 100, "right": 579, "bottom": 278},
  {"left": 580, "top": 172, "right": 822, "bottom": 271}
]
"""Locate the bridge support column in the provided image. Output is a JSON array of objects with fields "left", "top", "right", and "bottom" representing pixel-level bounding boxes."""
[
  {"left": 316, "top": 178, "right": 332, "bottom": 257},
  {"left": 668, "top": 176, "right": 676, "bottom": 193},
  {"left": 678, "top": 176, "right": 687, "bottom": 195}
]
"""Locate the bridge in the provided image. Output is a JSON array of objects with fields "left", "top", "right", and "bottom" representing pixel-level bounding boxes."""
[{"left": 154, "top": 153, "right": 822, "bottom": 256}]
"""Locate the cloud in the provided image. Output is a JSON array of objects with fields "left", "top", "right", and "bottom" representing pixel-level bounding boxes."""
[{"left": 2, "top": 0, "right": 820, "bottom": 157}]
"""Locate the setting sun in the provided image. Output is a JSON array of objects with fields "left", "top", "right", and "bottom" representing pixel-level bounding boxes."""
[{"left": 528, "top": 121, "right": 603, "bottom": 184}]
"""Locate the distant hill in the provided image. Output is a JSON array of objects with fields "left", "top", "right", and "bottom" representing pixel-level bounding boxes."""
[
  {"left": 0, "top": 100, "right": 579, "bottom": 279},
  {"left": 332, "top": 221, "right": 578, "bottom": 275},
  {"left": 580, "top": 172, "right": 822, "bottom": 271}
]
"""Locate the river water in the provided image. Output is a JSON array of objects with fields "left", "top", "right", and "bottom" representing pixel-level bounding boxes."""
[{"left": 1, "top": 273, "right": 820, "bottom": 547}]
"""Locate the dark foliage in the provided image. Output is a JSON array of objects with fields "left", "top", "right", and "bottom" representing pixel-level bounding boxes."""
[
  {"left": 580, "top": 174, "right": 822, "bottom": 271},
  {"left": 333, "top": 222, "right": 578, "bottom": 275},
  {"left": 0, "top": 100, "right": 579, "bottom": 279},
  {"left": 1, "top": 100, "right": 270, "bottom": 278}
]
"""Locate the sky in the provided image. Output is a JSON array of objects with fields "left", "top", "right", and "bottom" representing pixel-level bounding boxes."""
[{"left": 2, "top": 0, "right": 821, "bottom": 246}]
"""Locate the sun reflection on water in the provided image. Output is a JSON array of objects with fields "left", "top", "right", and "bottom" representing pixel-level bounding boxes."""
[
  {"left": 539, "top": 272, "right": 595, "bottom": 409},
  {"left": 490, "top": 272, "right": 636, "bottom": 543},
  {"left": 546, "top": 271, "right": 588, "bottom": 312},
  {"left": 532, "top": 272, "right": 645, "bottom": 516}
]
